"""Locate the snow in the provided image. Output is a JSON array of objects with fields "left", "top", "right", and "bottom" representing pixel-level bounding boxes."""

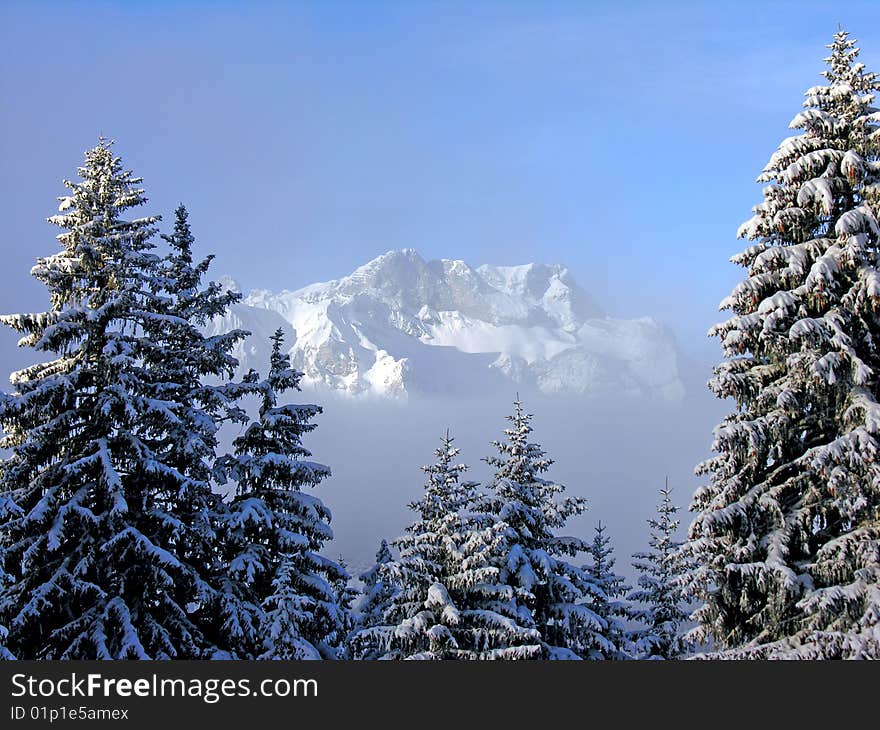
[
  {"left": 362, "top": 349, "right": 409, "bottom": 398},
  {"left": 421, "top": 310, "right": 576, "bottom": 363},
  {"left": 210, "top": 250, "right": 685, "bottom": 401},
  {"left": 216, "top": 275, "right": 241, "bottom": 293},
  {"left": 688, "top": 29, "right": 880, "bottom": 659}
]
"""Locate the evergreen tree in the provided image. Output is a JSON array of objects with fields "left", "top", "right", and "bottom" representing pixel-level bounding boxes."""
[
  {"left": 629, "top": 483, "right": 688, "bottom": 659},
  {"left": 0, "top": 493, "right": 19, "bottom": 659},
  {"left": 0, "top": 140, "right": 228, "bottom": 658},
  {"left": 217, "top": 328, "right": 346, "bottom": 659},
  {"left": 355, "top": 433, "right": 541, "bottom": 660},
  {"left": 584, "top": 522, "right": 633, "bottom": 660},
  {"left": 358, "top": 540, "right": 397, "bottom": 628},
  {"left": 331, "top": 558, "right": 358, "bottom": 659},
  {"left": 484, "top": 398, "right": 605, "bottom": 659},
  {"left": 148, "top": 204, "right": 255, "bottom": 657},
  {"left": 351, "top": 540, "right": 398, "bottom": 658},
  {"left": 689, "top": 31, "right": 880, "bottom": 659}
]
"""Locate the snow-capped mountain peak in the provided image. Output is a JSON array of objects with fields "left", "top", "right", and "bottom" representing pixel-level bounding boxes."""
[{"left": 209, "top": 250, "right": 684, "bottom": 401}]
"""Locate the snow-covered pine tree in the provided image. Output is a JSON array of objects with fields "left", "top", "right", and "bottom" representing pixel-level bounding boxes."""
[
  {"left": 354, "top": 433, "right": 541, "bottom": 660},
  {"left": 484, "top": 398, "right": 605, "bottom": 659},
  {"left": 629, "top": 483, "right": 688, "bottom": 660},
  {"left": 358, "top": 540, "right": 397, "bottom": 627},
  {"left": 689, "top": 31, "right": 880, "bottom": 659},
  {"left": 584, "top": 521, "right": 633, "bottom": 660},
  {"left": 217, "top": 328, "right": 346, "bottom": 659},
  {"left": 154, "top": 204, "right": 247, "bottom": 397},
  {"left": 148, "top": 204, "right": 256, "bottom": 657},
  {"left": 330, "top": 558, "right": 358, "bottom": 658},
  {"left": 0, "top": 140, "right": 228, "bottom": 658},
  {"left": 0, "top": 493, "right": 20, "bottom": 659},
  {"left": 350, "top": 540, "right": 398, "bottom": 658}
]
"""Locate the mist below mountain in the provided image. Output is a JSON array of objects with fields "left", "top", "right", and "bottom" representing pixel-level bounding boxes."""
[
  {"left": 297, "top": 389, "right": 725, "bottom": 581},
  {"left": 204, "top": 251, "right": 723, "bottom": 577}
]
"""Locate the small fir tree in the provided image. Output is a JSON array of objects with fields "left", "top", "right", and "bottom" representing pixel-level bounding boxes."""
[
  {"left": 331, "top": 558, "right": 358, "bottom": 658},
  {"left": 217, "top": 329, "right": 345, "bottom": 659},
  {"left": 0, "top": 492, "right": 20, "bottom": 660},
  {"left": 484, "top": 397, "right": 605, "bottom": 659},
  {"left": 351, "top": 540, "right": 398, "bottom": 658},
  {"left": 585, "top": 522, "right": 633, "bottom": 660},
  {"left": 355, "top": 433, "right": 542, "bottom": 660},
  {"left": 629, "top": 483, "right": 689, "bottom": 659}
]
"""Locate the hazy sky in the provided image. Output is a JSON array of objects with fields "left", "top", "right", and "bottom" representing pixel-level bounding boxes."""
[
  {"left": 2, "top": 0, "right": 878, "bottom": 573},
  {"left": 2, "top": 0, "right": 878, "bottom": 366}
]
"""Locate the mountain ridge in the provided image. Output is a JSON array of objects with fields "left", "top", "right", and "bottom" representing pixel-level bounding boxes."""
[{"left": 209, "top": 249, "right": 685, "bottom": 401}]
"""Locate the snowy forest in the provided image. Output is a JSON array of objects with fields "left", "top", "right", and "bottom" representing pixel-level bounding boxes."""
[{"left": 0, "top": 30, "right": 878, "bottom": 661}]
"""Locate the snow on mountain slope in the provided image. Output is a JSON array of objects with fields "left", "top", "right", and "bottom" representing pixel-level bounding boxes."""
[
  {"left": 207, "top": 280, "right": 295, "bottom": 381},
  {"left": 210, "top": 249, "right": 685, "bottom": 401}
]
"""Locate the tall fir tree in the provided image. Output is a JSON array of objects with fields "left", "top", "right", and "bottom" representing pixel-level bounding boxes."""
[
  {"left": 629, "top": 483, "right": 688, "bottom": 660},
  {"left": 216, "top": 328, "right": 346, "bottom": 659},
  {"left": 689, "top": 31, "right": 880, "bottom": 659},
  {"left": 355, "top": 433, "right": 541, "bottom": 660},
  {"left": 0, "top": 140, "right": 233, "bottom": 658},
  {"left": 147, "top": 204, "right": 253, "bottom": 656},
  {"left": 484, "top": 398, "right": 606, "bottom": 659},
  {"left": 584, "top": 522, "right": 633, "bottom": 660}
]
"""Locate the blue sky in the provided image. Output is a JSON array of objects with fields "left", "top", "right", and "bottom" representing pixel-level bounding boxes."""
[{"left": 1, "top": 0, "right": 878, "bottom": 363}]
